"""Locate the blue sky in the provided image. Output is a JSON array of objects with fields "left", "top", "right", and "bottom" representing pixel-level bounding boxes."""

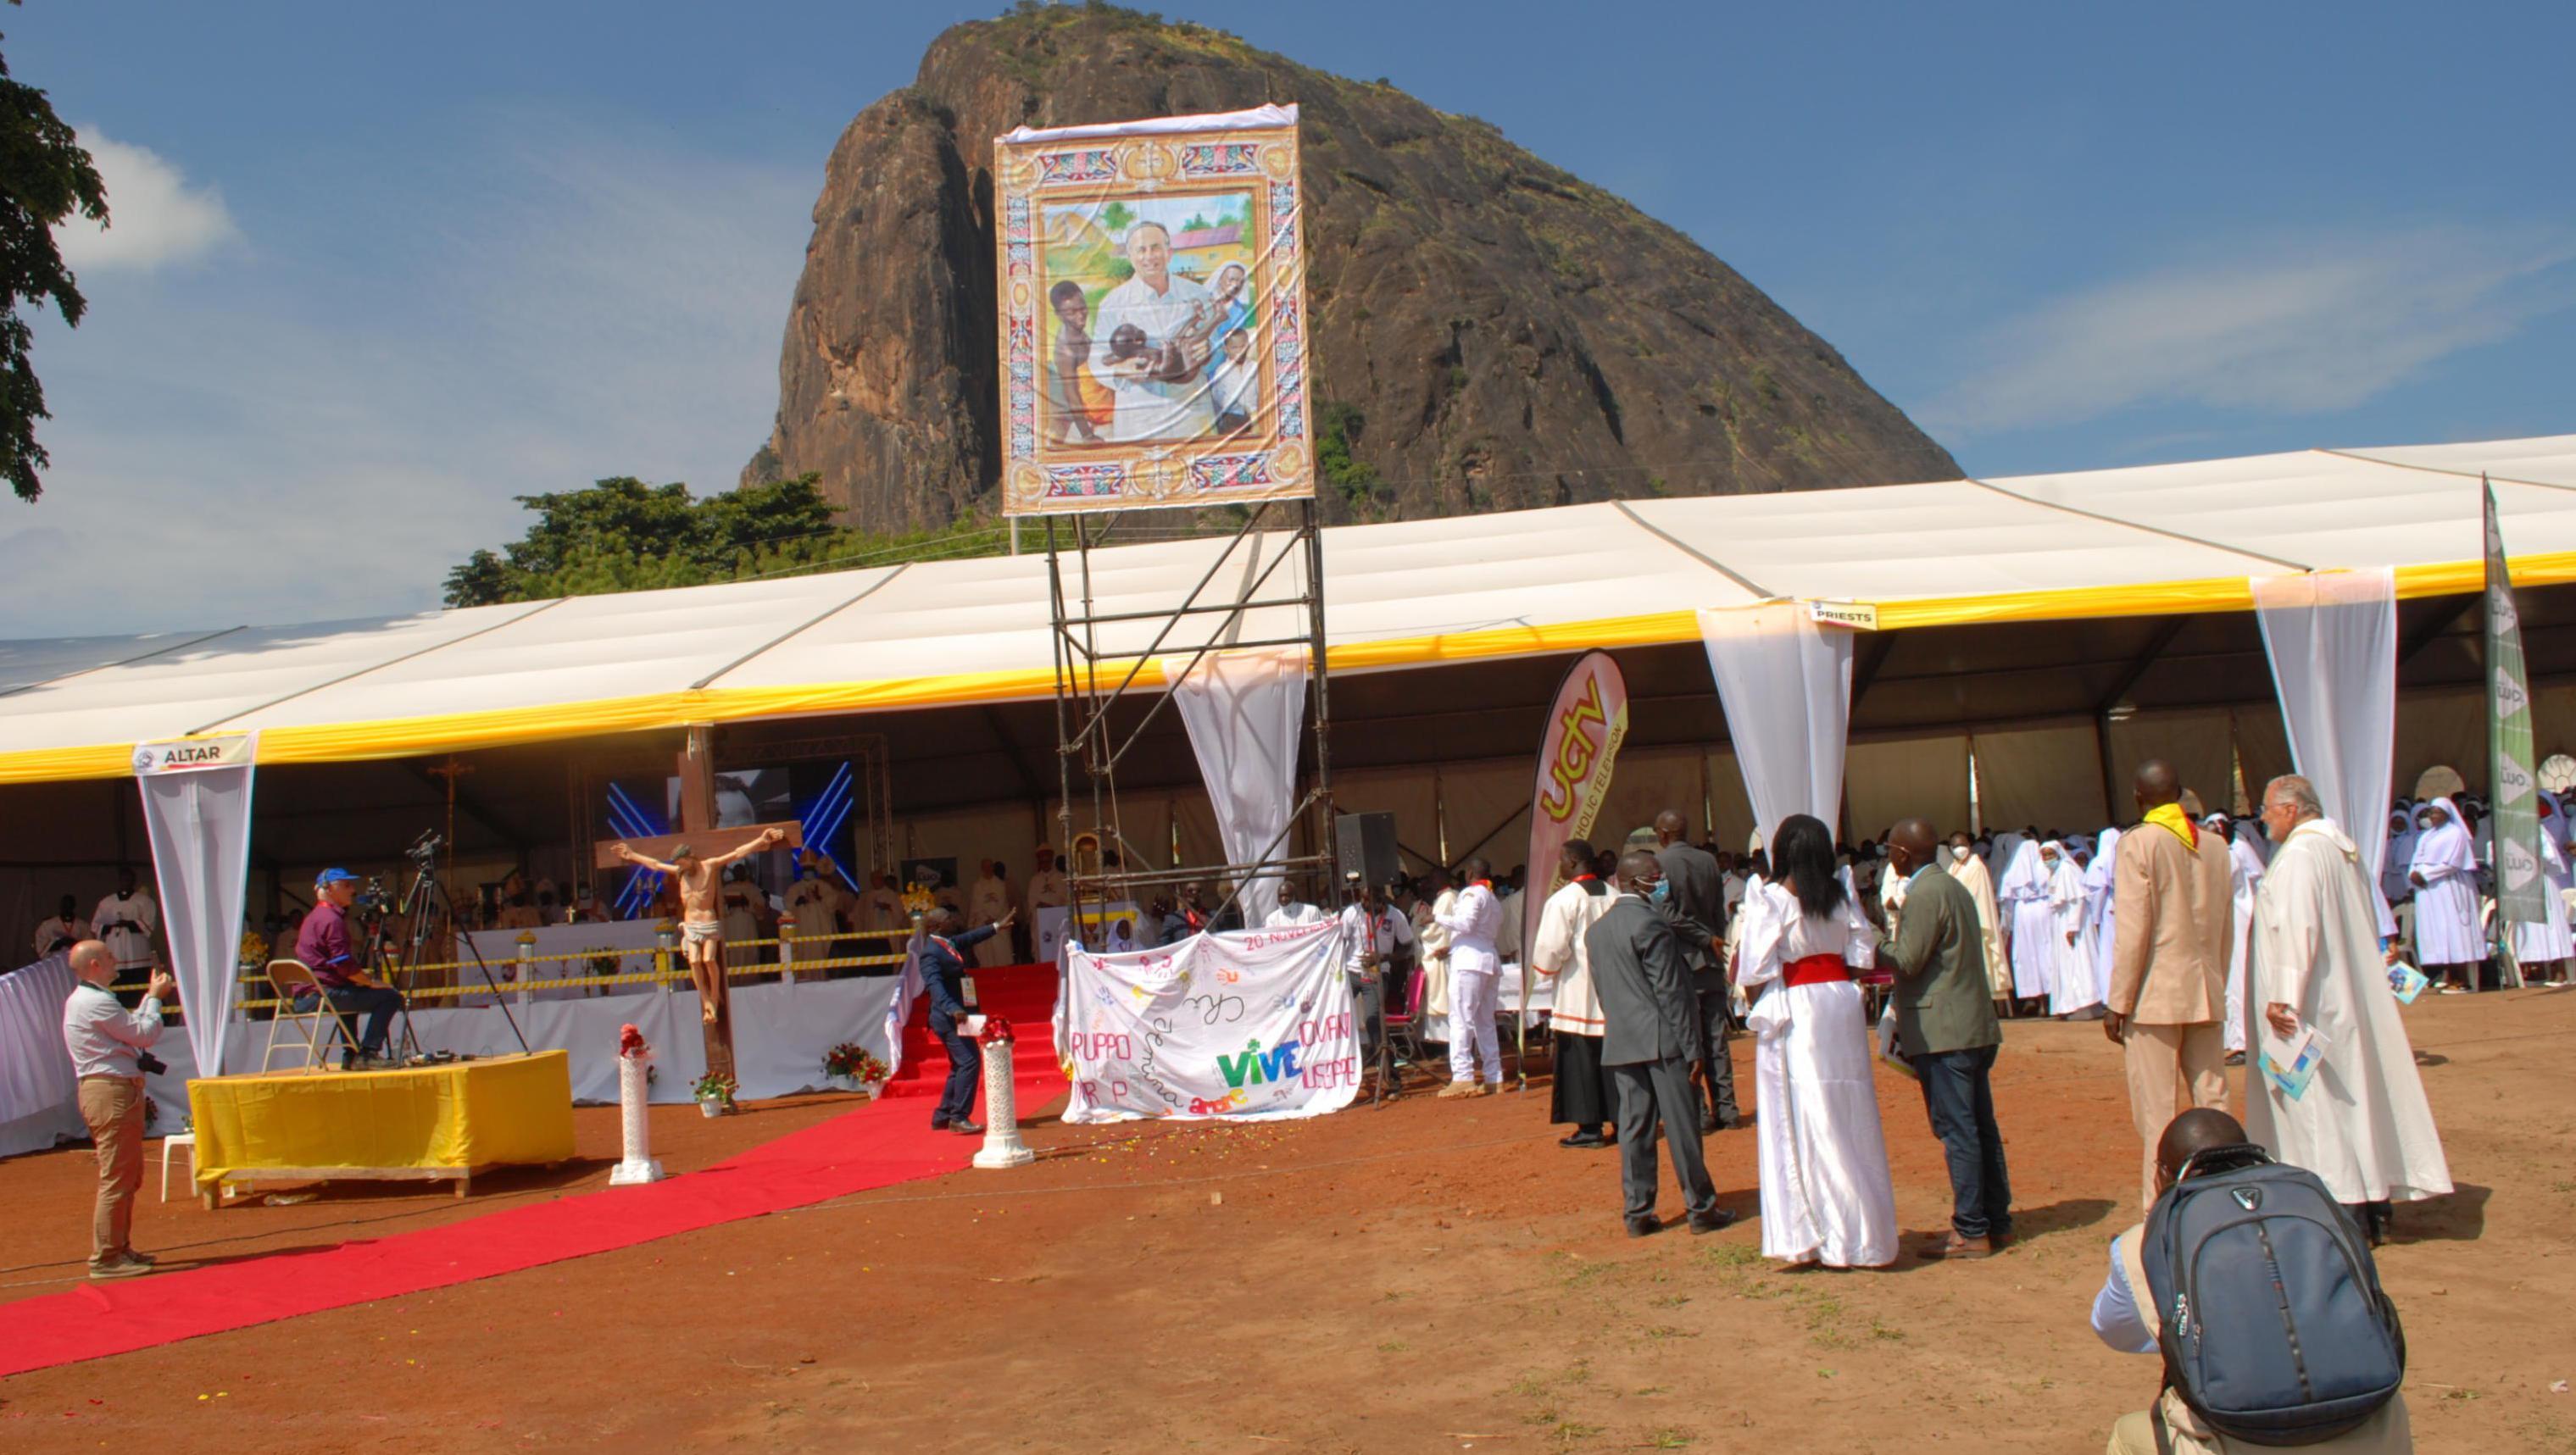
[{"left": 4, "top": 2, "right": 2570, "bottom": 636}]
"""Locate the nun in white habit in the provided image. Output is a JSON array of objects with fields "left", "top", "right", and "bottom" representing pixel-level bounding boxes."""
[
  {"left": 1995, "top": 839, "right": 2057, "bottom": 1003},
  {"left": 2409, "top": 796, "right": 2484, "bottom": 991},
  {"left": 2039, "top": 841, "right": 2095, "bottom": 1015}
]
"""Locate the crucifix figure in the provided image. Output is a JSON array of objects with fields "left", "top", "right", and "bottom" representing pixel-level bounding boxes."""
[{"left": 593, "top": 727, "right": 802, "bottom": 1101}]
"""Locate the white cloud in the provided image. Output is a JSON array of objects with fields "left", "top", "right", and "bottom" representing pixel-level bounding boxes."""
[
  {"left": 0, "top": 109, "right": 814, "bottom": 638},
  {"left": 1925, "top": 227, "right": 2576, "bottom": 437},
  {"left": 54, "top": 128, "right": 241, "bottom": 272}
]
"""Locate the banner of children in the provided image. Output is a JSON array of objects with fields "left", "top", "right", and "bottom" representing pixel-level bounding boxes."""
[{"left": 993, "top": 104, "right": 1314, "bottom": 516}]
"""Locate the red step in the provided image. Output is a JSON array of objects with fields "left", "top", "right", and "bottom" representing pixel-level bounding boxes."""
[{"left": 881, "top": 964, "right": 1062, "bottom": 1106}]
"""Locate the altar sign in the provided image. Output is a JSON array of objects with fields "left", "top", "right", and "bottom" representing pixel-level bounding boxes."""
[{"left": 1060, "top": 919, "right": 1355, "bottom": 1123}]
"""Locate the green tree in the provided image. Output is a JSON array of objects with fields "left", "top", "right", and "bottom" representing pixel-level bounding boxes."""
[
  {"left": 0, "top": 12, "right": 108, "bottom": 502},
  {"left": 1098, "top": 200, "right": 1134, "bottom": 235},
  {"left": 442, "top": 473, "right": 1010, "bottom": 607}
]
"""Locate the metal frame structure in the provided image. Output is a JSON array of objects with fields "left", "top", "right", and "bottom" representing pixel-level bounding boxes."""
[{"left": 1043, "top": 497, "right": 1337, "bottom": 929}]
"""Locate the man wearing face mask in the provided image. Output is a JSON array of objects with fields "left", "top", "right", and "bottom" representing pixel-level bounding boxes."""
[{"left": 1653, "top": 809, "right": 1739, "bottom": 1134}]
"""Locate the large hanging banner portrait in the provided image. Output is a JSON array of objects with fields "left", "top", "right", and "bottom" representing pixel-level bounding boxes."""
[
  {"left": 1058, "top": 919, "right": 1356, "bottom": 1123},
  {"left": 993, "top": 103, "right": 1313, "bottom": 516}
]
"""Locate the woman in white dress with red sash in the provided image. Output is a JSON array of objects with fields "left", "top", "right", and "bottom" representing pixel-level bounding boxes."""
[{"left": 1737, "top": 814, "right": 1897, "bottom": 1269}]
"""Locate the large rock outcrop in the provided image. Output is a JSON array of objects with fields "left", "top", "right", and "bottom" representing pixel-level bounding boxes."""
[{"left": 747, "top": 5, "right": 1959, "bottom": 529}]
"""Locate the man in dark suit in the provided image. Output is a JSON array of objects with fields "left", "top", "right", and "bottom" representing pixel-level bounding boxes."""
[
  {"left": 1878, "top": 818, "right": 2011, "bottom": 1258},
  {"left": 921, "top": 905, "right": 1015, "bottom": 1135},
  {"left": 1653, "top": 809, "right": 1740, "bottom": 1132},
  {"left": 1585, "top": 847, "right": 1738, "bottom": 1238}
]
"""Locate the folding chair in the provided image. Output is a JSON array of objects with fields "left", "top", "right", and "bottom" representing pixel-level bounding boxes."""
[{"left": 262, "top": 958, "right": 362, "bottom": 1071}]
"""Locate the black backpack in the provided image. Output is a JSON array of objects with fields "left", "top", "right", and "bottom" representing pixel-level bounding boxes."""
[{"left": 2139, "top": 1144, "right": 2405, "bottom": 1447}]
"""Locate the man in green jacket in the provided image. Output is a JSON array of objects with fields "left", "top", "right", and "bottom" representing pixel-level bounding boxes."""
[{"left": 1878, "top": 818, "right": 2012, "bottom": 1259}]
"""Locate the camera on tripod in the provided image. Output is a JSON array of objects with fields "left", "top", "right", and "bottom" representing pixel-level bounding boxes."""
[
  {"left": 353, "top": 875, "right": 389, "bottom": 912},
  {"left": 405, "top": 827, "right": 444, "bottom": 862}
]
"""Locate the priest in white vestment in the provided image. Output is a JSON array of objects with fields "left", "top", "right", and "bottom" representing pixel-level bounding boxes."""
[
  {"left": 968, "top": 863, "right": 1016, "bottom": 968},
  {"left": 2040, "top": 841, "right": 2097, "bottom": 1016},
  {"left": 2210, "top": 817, "right": 2267, "bottom": 1053},
  {"left": 1945, "top": 833, "right": 2009, "bottom": 1003},
  {"left": 2248, "top": 776, "right": 2451, "bottom": 1242},
  {"left": 1996, "top": 841, "right": 2058, "bottom": 1007},
  {"left": 1736, "top": 814, "right": 1898, "bottom": 1269},
  {"left": 2408, "top": 797, "right": 2483, "bottom": 992}
]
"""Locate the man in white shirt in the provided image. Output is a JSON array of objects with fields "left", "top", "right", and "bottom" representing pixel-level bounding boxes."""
[
  {"left": 1088, "top": 221, "right": 1217, "bottom": 441},
  {"left": 60, "top": 940, "right": 174, "bottom": 1280},
  {"left": 93, "top": 868, "right": 160, "bottom": 991},
  {"left": 33, "top": 892, "right": 91, "bottom": 959},
  {"left": 1264, "top": 880, "right": 1326, "bottom": 928},
  {"left": 1336, "top": 877, "right": 1414, "bottom": 1084},
  {"left": 1434, "top": 857, "right": 1506, "bottom": 1095}
]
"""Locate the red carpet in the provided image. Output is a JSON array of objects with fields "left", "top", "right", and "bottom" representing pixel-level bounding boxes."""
[{"left": 0, "top": 972, "right": 1065, "bottom": 1380}]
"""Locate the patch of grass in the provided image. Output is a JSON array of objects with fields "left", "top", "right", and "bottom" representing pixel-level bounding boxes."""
[
  {"left": 1648, "top": 1431, "right": 1694, "bottom": 1450},
  {"left": 1377, "top": 1339, "right": 1409, "bottom": 1353},
  {"left": 1549, "top": 1420, "right": 1603, "bottom": 1445},
  {"left": 1870, "top": 1319, "right": 1906, "bottom": 1342},
  {"left": 2445, "top": 1387, "right": 2484, "bottom": 1402},
  {"left": 1510, "top": 1373, "right": 1552, "bottom": 1398},
  {"left": 1640, "top": 1324, "right": 1699, "bottom": 1341},
  {"left": 1650, "top": 1292, "right": 1691, "bottom": 1308}
]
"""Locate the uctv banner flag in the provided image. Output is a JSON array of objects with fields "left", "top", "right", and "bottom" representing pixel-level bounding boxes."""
[
  {"left": 1060, "top": 919, "right": 1356, "bottom": 1122},
  {"left": 1522, "top": 651, "right": 1630, "bottom": 953},
  {"left": 134, "top": 733, "right": 258, "bottom": 1080},
  {"left": 2485, "top": 477, "right": 2547, "bottom": 929}
]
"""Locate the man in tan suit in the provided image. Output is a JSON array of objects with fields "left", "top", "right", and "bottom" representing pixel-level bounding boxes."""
[{"left": 2105, "top": 760, "right": 2234, "bottom": 1208}]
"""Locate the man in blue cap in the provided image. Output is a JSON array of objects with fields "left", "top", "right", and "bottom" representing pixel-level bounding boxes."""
[{"left": 293, "top": 867, "right": 404, "bottom": 1068}]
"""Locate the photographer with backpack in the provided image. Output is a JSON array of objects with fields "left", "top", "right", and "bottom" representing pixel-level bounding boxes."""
[{"left": 2091, "top": 1108, "right": 2412, "bottom": 1452}]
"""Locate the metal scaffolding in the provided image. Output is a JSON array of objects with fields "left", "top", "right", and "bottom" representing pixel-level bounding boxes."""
[{"left": 1043, "top": 498, "right": 1337, "bottom": 930}]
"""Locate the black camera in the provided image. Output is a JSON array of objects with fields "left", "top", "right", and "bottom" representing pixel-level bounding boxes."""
[
  {"left": 135, "top": 1050, "right": 168, "bottom": 1077},
  {"left": 353, "top": 875, "right": 389, "bottom": 913}
]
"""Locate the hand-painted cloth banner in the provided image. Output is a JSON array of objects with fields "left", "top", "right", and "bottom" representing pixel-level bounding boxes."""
[
  {"left": 993, "top": 104, "right": 1313, "bottom": 516},
  {"left": 2486, "top": 476, "right": 2547, "bottom": 927},
  {"left": 1522, "top": 651, "right": 1630, "bottom": 953},
  {"left": 1060, "top": 919, "right": 1355, "bottom": 1122}
]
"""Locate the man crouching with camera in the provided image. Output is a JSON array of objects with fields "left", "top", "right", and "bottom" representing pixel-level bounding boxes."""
[{"left": 61, "top": 939, "right": 175, "bottom": 1280}]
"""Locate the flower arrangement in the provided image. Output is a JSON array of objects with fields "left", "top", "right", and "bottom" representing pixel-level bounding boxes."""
[
  {"left": 822, "top": 1042, "right": 888, "bottom": 1085},
  {"left": 691, "top": 1071, "right": 736, "bottom": 1102}
]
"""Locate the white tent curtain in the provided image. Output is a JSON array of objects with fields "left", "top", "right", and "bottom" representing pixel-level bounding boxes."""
[
  {"left": 2252, "top": 569, "right": 2398, "bottom": 878},
  {"left": 1697, "top": 605, "right": 1855, "bottom": 852},
  {"left": 1165, "top": 647, "right": 1309, "bottom": 926},
  {"left": 136, "top": 741, "right": 258, "bottom": 1081}
]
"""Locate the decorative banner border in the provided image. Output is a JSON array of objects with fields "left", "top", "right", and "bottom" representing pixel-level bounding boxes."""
[{"left": 993, "top": 104, "right": 1314, "bottom": 517}]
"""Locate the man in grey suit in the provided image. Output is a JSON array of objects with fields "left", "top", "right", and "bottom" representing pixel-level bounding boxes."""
[
  {"left": 1584, "top": 847, "right": 1739, "bottom": 1238},
  {"left": 1653, "top": 809, "right": 1741, "bottom": 1133},
  {"left": 1878, "top": 818, "right": 2012, "bottom": 1259}
]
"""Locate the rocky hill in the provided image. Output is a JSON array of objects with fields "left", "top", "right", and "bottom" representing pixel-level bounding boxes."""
[{"left": 744, "top": 4, "right": 1960, "bottom": 530}]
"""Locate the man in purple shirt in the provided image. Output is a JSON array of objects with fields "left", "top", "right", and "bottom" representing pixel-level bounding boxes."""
[{"left": 294, "top": 867, "right": 404, "bottom": 1069}]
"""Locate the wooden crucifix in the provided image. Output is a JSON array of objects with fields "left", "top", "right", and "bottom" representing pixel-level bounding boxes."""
[{"left": 592, "top": 726, "right": 802, "bottom": 1106}]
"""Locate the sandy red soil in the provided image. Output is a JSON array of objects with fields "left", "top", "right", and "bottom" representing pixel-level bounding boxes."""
[{"left": 2, "top": 991, "right": 2570, "bottom": 1452}]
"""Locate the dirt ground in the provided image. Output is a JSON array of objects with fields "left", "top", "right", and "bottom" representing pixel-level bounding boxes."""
[{"left": 2, "top": 990, "right": 2571, "bottom": 1453}]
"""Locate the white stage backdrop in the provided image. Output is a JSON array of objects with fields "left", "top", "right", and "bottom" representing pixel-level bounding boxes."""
[
  {"left": 1167, "top": 647, "right": 1309, "bottom": 927},
  {"left": 456, "top": 921, "right": 665, "bottom": 1002},
  {"left": 0, "top": 955, "right": 84, "bottom": 1158},
  {"left": 1059, "top": 919, "right": 1355, "bottom": 1122},
  {"left": 2254, "top": 569, "right": 2399, "bottom": 879},
  {"left": 1699, "top": 606, "right": 1855, "bottom": 850},
  {"left": 135, "top": 733, "right": 258, "bottom": 1080}
]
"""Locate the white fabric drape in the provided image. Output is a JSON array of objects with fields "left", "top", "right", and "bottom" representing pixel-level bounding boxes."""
[
  {"left": 0, "top": 954, "right": 78, "bottom": 1127},
  {"left": 1698, "top": 606, "right": 1854, "bottom": 851},
  {"left": 137, "top": 751, "right": 258, "bottom": 1080},
  {"left": 2253, "top": 569, "right": 2397, "bottom": 881},
  {"left": 1166, "top": 647, "right": 1309, "bottom": 927}
]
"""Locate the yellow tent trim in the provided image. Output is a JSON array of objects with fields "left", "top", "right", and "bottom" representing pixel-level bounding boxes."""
[{"left": 7, "top": 549, "right": 2572, "bottom": 785}]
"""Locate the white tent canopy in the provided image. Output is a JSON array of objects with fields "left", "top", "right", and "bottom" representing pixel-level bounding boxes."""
[{"left": 3, "top": 435, "right": 2572, "bottom": 784}]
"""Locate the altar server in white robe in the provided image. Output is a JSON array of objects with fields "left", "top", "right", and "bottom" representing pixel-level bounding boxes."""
[
  {"left": 2510, "top": 794, "right": 2575, "bottom": 985},
  {"left": 1996, "top": 840, "right": 2058, "bottom": 1007},
  {"left": 2210, "top": 816, "right": 2267, "bottom": 1053},
  {"left": 2408, "top": 796, "right": 2484, "bottom": 992},
  {"left": 1530, "top": 841, "right": 1619, "bottom": 1146},
  {"left": 2248, "top": 775, "right": 2451, "bottom": 1244},
  {"left": 1735, "top": 814, "right": 1898, "bottom": 1269},
  {"left": 2040, "top": 841, "right": 2097, "bottom": 1015},
  {"left": 2378, "top": 808, "right": 2417, "bottom": 910},
  {"left": 2080, "top": 826, "right": 2124, "bottom": 1008},
  {"left": 1945, "top": 832, "right": 2010, "bottom": 1006}
]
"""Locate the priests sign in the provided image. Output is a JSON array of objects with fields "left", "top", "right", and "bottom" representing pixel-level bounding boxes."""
[
  {"left": 1058, "top": 919, "right": 1357, "bottom": 1122},
  {"left": 992, "top": 104, "right": 1314, "bottom": 517}
]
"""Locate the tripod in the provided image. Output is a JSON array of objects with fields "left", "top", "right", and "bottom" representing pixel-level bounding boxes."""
[{"left": 381, "top": 836, "right": 529, "bottom": 1062}]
